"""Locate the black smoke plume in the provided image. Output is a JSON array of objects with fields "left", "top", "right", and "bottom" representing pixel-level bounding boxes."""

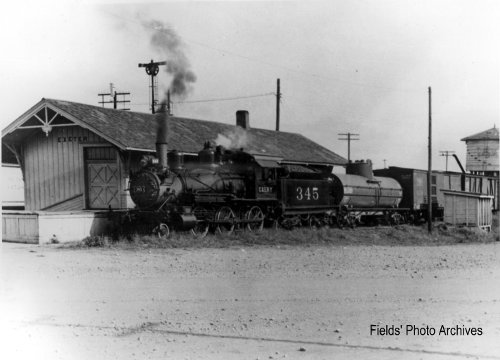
[{"left": 143, "top": 20, "right": 196, "bottom": 99}]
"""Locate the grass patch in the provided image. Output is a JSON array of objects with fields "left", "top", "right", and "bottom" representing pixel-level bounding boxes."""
[{"left": 66, "top": 222, "right": 498, "bottom": 250}]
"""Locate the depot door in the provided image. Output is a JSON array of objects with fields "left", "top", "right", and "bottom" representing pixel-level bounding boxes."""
[{"left": 85, "top": 147, "right": 121, "bottom": 209}]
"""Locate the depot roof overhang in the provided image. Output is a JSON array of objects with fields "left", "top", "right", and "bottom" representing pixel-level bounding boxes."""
[{"left": 2, "top": 98, "right": 347, "bottom": 167}]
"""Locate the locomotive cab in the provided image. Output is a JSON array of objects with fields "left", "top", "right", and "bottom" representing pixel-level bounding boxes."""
[{"left": 253, "top": 156, "right": 281, "bottom": 200}]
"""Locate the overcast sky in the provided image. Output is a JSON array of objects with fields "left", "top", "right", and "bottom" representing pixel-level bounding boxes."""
[{"left": 1, "top": 0, "right": 499, "bottom": 174}]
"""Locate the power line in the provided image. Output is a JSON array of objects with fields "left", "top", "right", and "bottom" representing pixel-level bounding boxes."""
[
  {"left": 101, "top": 9, "right": 422, "bottom": 94},
  {"left": 129, "top": 92, "right": 274, "bottom": 106},
  {"left": 175, "top": 92, "right": 274, "bottom": 104}
]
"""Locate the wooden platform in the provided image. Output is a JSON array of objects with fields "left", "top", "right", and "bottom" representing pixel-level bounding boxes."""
[{"left": 2, "top": 210, "right": 117, "bottom": 244}]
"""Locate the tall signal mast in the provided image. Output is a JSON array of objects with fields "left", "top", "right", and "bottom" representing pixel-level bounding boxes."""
[{"left": 138, "top": 59, "right": 167, "bottom": 114}]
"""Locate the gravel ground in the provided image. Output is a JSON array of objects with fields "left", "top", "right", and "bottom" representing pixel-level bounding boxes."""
[{"left": 1, "top": 241, "right": 499, "bottom": 359}]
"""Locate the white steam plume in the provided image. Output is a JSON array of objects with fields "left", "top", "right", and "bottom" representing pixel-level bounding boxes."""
[{"left": 215, "top": 127, "right": 249, "bottom": 149}]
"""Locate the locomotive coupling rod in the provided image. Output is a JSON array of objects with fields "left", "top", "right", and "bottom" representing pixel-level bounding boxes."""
[{"left": 211, "top": 219, "right": 259, "bottom": 225}]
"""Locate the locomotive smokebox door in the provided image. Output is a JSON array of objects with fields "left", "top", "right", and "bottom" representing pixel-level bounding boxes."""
[{"left": 130, "top": 171, "right": 162, "bottom": 208}]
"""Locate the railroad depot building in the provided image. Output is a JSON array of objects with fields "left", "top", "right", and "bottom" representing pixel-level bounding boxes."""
[{"left": 2, "top": 98, "right": 346, "bottom": 243}]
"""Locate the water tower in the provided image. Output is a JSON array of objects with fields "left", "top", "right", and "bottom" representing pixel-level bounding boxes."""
[{"left": 461, "top": 126, "right": 499, "bottom": 176}]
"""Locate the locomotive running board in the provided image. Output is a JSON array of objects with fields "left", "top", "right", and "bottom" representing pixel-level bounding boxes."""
[
  {"left": 341, "top": 207, "right": 410, "bottom": 212},
  {"left": 282, "top": 207, "right": 333, "bottom": 215}
]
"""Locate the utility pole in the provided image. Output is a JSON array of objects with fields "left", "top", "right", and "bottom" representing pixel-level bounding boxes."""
[
  {"left": 427, "top": 87, "right": 432, "bottom": 233},
  {"left": 98, "top": 83, "right": 130, "bottom": 110},
  {"left": 275, "top": 78, "right": 281, "bottom": 131},
  {"left": 439, "top": 150, "right": 456, "bottom": 172},
  {"left": 138, "top": 59, "right": 167, "bottom": 114},
  {"left": 338, "top": 132, "right": 360, "bottom": 162}
]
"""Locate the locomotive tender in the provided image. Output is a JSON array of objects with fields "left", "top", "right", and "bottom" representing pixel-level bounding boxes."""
[{"left": 126, "top": 113, "right": 406, "bottom": 237}]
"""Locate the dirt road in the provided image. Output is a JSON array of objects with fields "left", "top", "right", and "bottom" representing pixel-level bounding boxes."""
[{"left": 1, "top": 241, "right": 499, "bottom": 359}]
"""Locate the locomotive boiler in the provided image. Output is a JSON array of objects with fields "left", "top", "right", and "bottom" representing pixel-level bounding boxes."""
[{"left": 130, "top": 148, "right": 247, "bottom": 209}]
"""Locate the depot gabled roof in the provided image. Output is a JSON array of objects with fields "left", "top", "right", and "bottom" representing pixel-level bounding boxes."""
[
  {"left": 461, "top": 126, "right": 499, "bottom": 142},
  {"left": 2, "top": 98, "right": 346, "bottom": 166}
]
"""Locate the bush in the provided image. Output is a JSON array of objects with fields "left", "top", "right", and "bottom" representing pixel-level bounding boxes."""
[{"left": 82, "top": 235, "right": 110, "bottom": 247}]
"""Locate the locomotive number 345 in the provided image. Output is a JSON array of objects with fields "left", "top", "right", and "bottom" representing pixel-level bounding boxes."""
[{"left": 296, "top": 186, "right": 320, "bottom": 201}]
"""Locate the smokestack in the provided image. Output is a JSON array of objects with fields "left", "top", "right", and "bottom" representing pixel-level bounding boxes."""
[
  {"left": 236, "top": 110, "right": 250, "bottom": 129},
  {"left": 156, "top": 113, "right": 169, "bottom": 170}
]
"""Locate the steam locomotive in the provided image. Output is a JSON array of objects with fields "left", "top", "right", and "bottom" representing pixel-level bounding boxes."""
[{"left": 123, "top": 114, "right": 407, "bottom": 238}]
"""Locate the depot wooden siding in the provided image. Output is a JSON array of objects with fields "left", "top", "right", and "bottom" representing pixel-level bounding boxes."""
[{"left": 23, "top": 126, "right": 112, "bottom": 210}]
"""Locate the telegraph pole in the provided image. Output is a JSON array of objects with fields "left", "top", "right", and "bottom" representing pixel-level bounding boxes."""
[
  {"left": 338, "top": 132, "right": 360, "bottom": 162},
  {"left": 427, "top": 87, "right": 432, "bottom": 233},
  {"left": 439, "top": 150, "right": 455, "bottom": 172},
  {"left": 138, "top": 59, "right": 167, "bottom": 114},
  {"left": 98, "top": 83, "right": 130, "bottom": 110},
  {"left": 275, "top": 78, "right": 281, "bottom": 131}
]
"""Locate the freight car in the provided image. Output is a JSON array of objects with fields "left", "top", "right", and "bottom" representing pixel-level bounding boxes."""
[
  {"left": 330, "top": 161, "right": 405, "bottom": 227},
  {"left": 373, "top": 167, "right": 499, "bottom": 221},
  {"left": 122, "top": 114, "right": 407, "bottom": 237},
  {"left": 373, "top": 167, "right": 445, "bottom": 222}
]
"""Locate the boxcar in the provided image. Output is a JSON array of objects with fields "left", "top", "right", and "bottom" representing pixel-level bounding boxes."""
[{"left": 374, "top": 167, "right": 499, "bottom": 219}]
